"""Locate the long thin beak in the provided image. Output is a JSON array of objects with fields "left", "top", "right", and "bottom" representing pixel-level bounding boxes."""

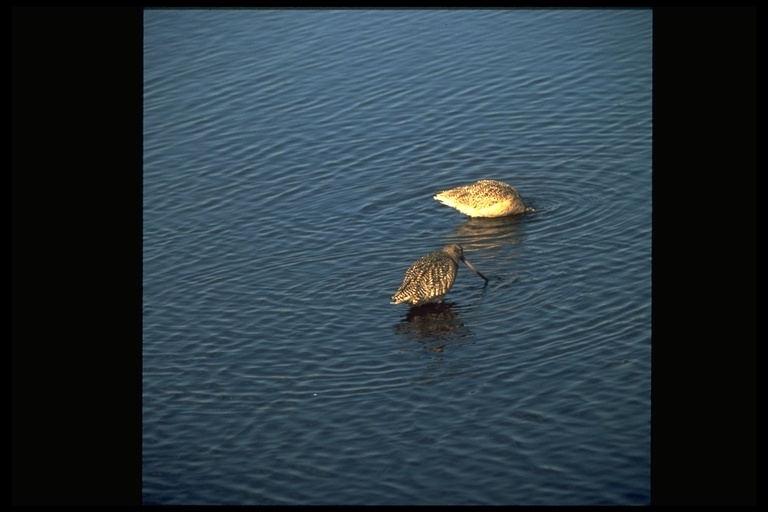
[{"left": 461, "top": 256, "right": 489, "bottom": 284}]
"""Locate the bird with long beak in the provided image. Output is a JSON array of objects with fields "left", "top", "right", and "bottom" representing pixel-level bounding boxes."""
[{"left": 391, "top": 243, "right": 488, "bottom": 307}]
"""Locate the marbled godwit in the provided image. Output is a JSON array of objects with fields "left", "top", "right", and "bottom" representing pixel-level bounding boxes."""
[
  {"left": 434, "top": 179, "right": 532, "bottom": 217},
  {"left": 390, "top": 243, "right": 488, "bottom": 306}
]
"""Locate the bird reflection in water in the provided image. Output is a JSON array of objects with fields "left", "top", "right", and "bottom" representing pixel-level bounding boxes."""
[
  {"left": 450, "top": 213, "right": 528, "bottom": 251},
  {"left": 393, "top": 301, "right": 472, "bottom": 353}
]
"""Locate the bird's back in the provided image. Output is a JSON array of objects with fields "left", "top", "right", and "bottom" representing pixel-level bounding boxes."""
[
  {"left": 390, "top": 250, "right": 458, "bottom": 306},
  {"left": 434, "top": 179, "right": 527, "bottom": 217}
]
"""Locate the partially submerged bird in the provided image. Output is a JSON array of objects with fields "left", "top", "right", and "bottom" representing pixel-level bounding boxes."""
[
  {"left": 391, "top": 243, "right": 488, "bottom": 307},
  {"left": 434, "top": 179, "right": 532, "bottom": 217}
]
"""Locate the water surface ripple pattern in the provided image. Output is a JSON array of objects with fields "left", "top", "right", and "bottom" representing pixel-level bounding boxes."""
[{"left": 144, "top": 9, "right": 651, "bottom": 505}]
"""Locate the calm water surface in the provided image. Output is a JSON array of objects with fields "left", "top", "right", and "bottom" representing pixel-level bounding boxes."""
[{"left": 143, "top": 9, "right": 651, "bottom": 505}]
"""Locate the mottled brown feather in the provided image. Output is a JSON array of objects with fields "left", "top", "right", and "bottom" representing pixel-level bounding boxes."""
[
  {"left": 391, "top": 244, "right": 466, "bottom": 306},
  {"left": 434, "top": 179, "right": 530, "bottom": 217}
]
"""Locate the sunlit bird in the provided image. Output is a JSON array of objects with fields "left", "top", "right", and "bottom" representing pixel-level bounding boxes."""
[
  {"left": 391, "top": 244, "right": 488, "bottom": 307},
  {"left": 434, "top": 179, "right": 532, "bottom": 217}
]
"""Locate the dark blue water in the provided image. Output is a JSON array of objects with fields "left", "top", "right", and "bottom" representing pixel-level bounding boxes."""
[{"left": 143, "top": 9, "right": 651, "bottom": 505}]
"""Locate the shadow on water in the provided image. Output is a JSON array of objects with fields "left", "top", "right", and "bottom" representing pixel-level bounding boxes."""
[{"left": 393, "top": 302, "right": 473, "bottom": 352}]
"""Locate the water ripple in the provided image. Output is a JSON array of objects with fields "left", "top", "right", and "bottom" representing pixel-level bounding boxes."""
[{"left": 144, "top": 9, "right": 651, "bottom": 506}]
